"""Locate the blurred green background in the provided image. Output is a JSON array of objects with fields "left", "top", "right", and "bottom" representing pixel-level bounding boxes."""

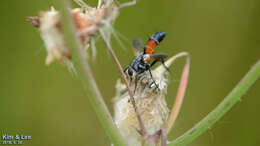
[{"left": 0, "top": 0, "right": 259, "bottom": 145}]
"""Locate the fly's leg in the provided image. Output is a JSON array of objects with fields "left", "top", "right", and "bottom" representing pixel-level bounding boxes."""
[
  {"left": 148, "top": 68, "right": 159, "bottom": 90},
  {"left": 129, "top": 77, "right": 133, "bottom": 86},
  {"left": 134, "top": 74, "right": 138, "bottom": 93},
  {"left": 134, "top": 71, "right": 145, "bottom": 93},
  {"left": 123, "top": 66, "right": 129, "bottom": 78},
  {"left": 150, "top": 60, "right": 158, "bottom": 67},
  {"left": 161, "top": 59, "right": 171, "bottom": 73},
  {"left": 123, "top": 65, "right": 129, "bottom": 74},
  {"left": 151, "top": 59, "right": 170, "bottom": 73},
  {"left": 143, "top": 62, "right": 159, "bottom": 90}
]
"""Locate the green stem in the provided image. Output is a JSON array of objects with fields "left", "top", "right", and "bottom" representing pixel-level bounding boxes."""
[
  {"left": 55, "top": 0, "right": 126, "bottom": 146},
  {"left": 168, "top": 60, "right": 260, "bottom": 146}
]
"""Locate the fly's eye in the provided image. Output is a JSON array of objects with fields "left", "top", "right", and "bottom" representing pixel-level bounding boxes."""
[{"left": 128, "top": 69, "right": 133, "bottom": 76}]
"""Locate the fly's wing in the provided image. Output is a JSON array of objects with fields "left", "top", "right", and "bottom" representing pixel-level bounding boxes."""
[
  {"left": 149, "top": 53, "right": 168, "bottom": 62},
  {"left": 132, "top": 38, "right": 144, "bottom": 56}
]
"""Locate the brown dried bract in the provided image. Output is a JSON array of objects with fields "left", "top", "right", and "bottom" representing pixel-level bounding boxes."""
[{"left": 27, "top": 16, "right": 40, "bottom": 28}]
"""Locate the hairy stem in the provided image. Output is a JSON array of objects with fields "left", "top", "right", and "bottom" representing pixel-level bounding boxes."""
[
  {"left": 168, "top": 60, "right": 260, "bottom": 146},
  {"left": 56, "top": 0, "right": 126, "bottom": 146},
  {"left": 99, "top": 29, "right": 147, "bottom": 136}
]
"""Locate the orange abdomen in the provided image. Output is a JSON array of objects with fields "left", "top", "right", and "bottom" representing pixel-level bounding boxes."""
[{"left": 145, "top": 40, "right": 157, "bottom": 54}]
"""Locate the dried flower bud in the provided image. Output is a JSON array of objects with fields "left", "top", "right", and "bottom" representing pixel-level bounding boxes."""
[
  {"left": 28, "top": 1, "right": 120, "bottom": 64},
  {"left": 28, "top": 7, "right": 71, "bottom": 65},
  {"left": 113, "top": 55, "right": 177, "bottom": 146},
  {"left": 40, "top": 7, "right": 72, "bottom": 65},
  {"left": 71, "top": 7, "right": 111, "bottom": 43}
]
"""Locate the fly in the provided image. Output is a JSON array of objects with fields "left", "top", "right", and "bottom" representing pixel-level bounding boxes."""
[{"left": 124, "top": 31, "right": 170, "bottom": 93}]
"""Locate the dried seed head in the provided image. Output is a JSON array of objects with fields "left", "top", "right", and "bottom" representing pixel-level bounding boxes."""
[
  {"left": 38, "top": 7, "right": 71, "bottom": 65},
  {"left": 113, "top": 55, "right": 177, "bottom": 146},
  {"left": 28, "top": 1, "right": 123, "bottom": 64},
  {"left": 72, "top": 6, "right": 113, "bottom": 42}
]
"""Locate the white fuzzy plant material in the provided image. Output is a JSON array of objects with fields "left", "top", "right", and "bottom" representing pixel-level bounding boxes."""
[
  {"left": 28, "top": 0, "right": 120, "bottom": 65},
  {"left": 113, "top": 55, "right": 177, "bottom": 146},
  {"left": 38, "top": 7, "right": 71, "bottom": 65}
]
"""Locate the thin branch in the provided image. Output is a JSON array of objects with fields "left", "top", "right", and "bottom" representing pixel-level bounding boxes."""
[
  {"left": 161, "top": 128, "right": 167, "bottom": 146},
  {"left": 74, "top": 0, "right": 92, "bottom": 11},
  {"left": 164, "top": 52, "right": 190, "bottom": 134},
  {"left": 119, "top": 0, "right": 136, "bottom": 9},
  {"left": 99, "top": 29, "right": 147, "bottom": 136},
  {"left": 55, "top": 0, "right": 126, "bottom": 146},
  {"left": 168, "top": 60, "right": 260, "bottom": 146}
]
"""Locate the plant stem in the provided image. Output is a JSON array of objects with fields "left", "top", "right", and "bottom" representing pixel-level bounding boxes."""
[
  {"left": 164, "top": 52, "right": 190, "bottom": 134},
  {"left": 99, "top": 29, "right": 147, "bottom": 136},
  {"left": 168, "top": 60, "right": 260, "bottom": 146},
  {"left": 56, "top": 0, "right": 126, "bottom": 146}
]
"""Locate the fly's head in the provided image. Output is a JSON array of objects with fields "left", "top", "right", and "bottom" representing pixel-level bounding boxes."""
[{"left": 124, "top": 66, "right": 136, "bottom": 79}]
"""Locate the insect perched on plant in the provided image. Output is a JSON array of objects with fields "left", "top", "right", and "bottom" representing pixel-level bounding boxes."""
[
  {"left": 114, "top": 31, "right": 190, "bottom": 145},
  {"left": 124, "top": 32, "right": 170, "bottom": 93}
]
